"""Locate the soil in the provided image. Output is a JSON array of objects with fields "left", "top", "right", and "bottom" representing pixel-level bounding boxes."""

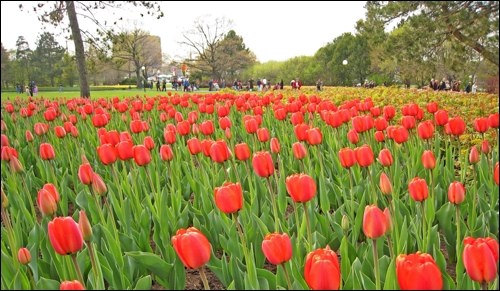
[{"left": 151, "top": 266, "right": 225, "bottom": 290}]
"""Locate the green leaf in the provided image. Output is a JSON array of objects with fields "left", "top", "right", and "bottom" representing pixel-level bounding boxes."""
[
  {"left": 35, "top": 277, "right": 60, "bottom": 290},
  {"left": 125, "top": 251, "right": 173, "bottom": 279},
  {"left": 134, "top": 275, "right": 152, "bottom": 290}
]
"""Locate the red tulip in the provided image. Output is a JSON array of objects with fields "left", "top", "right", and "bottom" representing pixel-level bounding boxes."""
[
  {"left": 378, "top": 148, "right": 393, "bottom": 167},
  {"left": 97, "top": 144, "right": 117, "bottom": 165},
  {"left": 60, "top": 280, "right": 85, "bottom": 290},
  {"left": 187, "top": 138, "right": 201, "bottom": 156},
  {"left": 427, "top": 102, "right": 438, "bottom": 113},
  {"left": 363, "top": 205, "right": 388, "bottom": 239},
  {"left": 338, "top": 148, "right": 356, "bottom": 169},
  {"left": 294, "top": 124, "right": 309, "bottom": 141},
  {"left": 78, "top": 163, "right": 93, "bottom": 185},
  {"left": 494, "top": 162, "right": 499, "bottom": 185},
  {"left": 380, "top": 173, "right": 392, "bottom": 195},
  {"left": 160, "top": 144, "right": 174, "bottom": 161},
  {"left": 448, "top": 117, "right": 466, "bottom": 136},
  {"left": 401, "top": 116, "right": 416, "bottom": 130},
  {"left": 422, "top": 150, "right": 436, "bottom": 170},
  {"left": 252, "top": 151, "right": 274, "bottom": 178},
  {"left": 286, "top": 173, "right": 317, "bottom": 203},
  {"left": 261, "top": 232, "right": 292, "bottom": 265},
  {"left": 1, "top": 146, "right": 18, "bottom": 162},
  {"left": 130, "top": 120, "right": 143, "bottom": 134},
  {"left": 355, "top": 144, "right": 374, "bottom": 167},
  {"left": 234, "top": 143, "right": 251, "bottom": 161},
  {"left": 9, "top": 156, "right": 23, "bottom": 173},
  {"left": 270, "top": 137, "right": 280, "bottom": 154},
  {"left": 17, "top": 247, "right": 31, "bottom": 265},
  {"left": 143, "top": 136, "right": 155, "bottom": 151},
  {"left": 163, "top": 129, "right": 176, "bottom": 145},
  {"left": 417, "top": 120, "right": 434, "bottom": 140},
  {"left": 171, "top": 227, "right": 211, "bottom": 269},
  {"left": 374, "top": 130, "right": 385, "bottom": 142},
  {"left": 448, "top": 181, "right": 465, "bottom": 205},
  {"left": 39, "top": 143, "right": 56, "bottom": 160},
  {"left": 214, "top": 182, "right": 243, "bottom": 214},
  {"left": 177, "top": 120, "right": 191, "bottom": 136},
  {"left": 133, "top": 145, "right": 151, "bottom": 166},
  {"left": 201, "top": 139, "right": 214, "bottom": 157},
  {"left": 469, "top": 146, "right": 480, "bottom": 164},
  {"left": 304, "top": 246, "right": 341, "bottom": 290},
  {"left": 383, "top": 105, "right": 396, "bottom": 121},
  {"left": 292, "top": 142, "right": 307, "bottom": 160},
  {"left": 200, "top": 120, "right": 215, "bottom": 136},
  {"left": 392, "top": 126, "right": 409, "bottom": 144},
  {"left": 481, "top": 140, "right": 490, "bottom": 154},
  {"left": 463, "top": 237, "right": 499, "bottom": 283},
  {"left": 347, "top": 129, "right": 359, "bottom": 145},
  {"left": 488, "top": 113, "right": 499, "bottom": 128},
  {"left": 396, "top": 252, "right": 443, "bottom": 290},
  {"left": 34, "top": 122, "right": 49, "bottom": 136},
  {"left": 408, "top": 177, "right": 429, "bottom": 202},
  {"left": 473, "top": 118, "right": 489, "bottom": 133},
  {"left": 48, "top": 216, "right": 83, "bottom": 255},
  {"left": 244, "top": 118, "right": 258, "bottom": 134},
  {"left": 210, "top": 140, "right": 230, "bottom": 163},
  {"left": 374, "top": 117, "right": 388, "bottom": 131},
  {"left": 25, "top": 130, "right": 34, "bottom": 142},
  {"left": 306, "top": 127, "right": 322, "bottom": 145},
  {"left": 257, "top": 128, "right": 270, "bottom": 142},
  {"left": 116, "top": 140, "right": 134, "bottom": 161},
  {"left": 434, "top": 110, "right": 449, "bottom": 126}
]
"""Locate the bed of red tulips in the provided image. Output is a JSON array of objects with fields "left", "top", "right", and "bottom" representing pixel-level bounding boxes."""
[{"left": 1, "top": 87, "right": 499, "bottom": 290}]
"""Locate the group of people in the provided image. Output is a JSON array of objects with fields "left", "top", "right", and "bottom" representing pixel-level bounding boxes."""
[
  {"left": 429, "top": 78, "right": 477, "bottom": 93},
  {"left": 16, "top": 81, "right": 38, "bottom": 96}
]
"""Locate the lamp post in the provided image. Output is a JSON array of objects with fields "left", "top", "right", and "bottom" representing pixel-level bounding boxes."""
[
  {"left": 342, "top": 60, "right": 348, "bottom": 86},
  {"left": 141, "top": 66, "right": 146, "bottom": 92}
]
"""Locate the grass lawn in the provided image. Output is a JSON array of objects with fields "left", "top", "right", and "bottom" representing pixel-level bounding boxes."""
[{"left": 0, "top": 87, "right": 214, "bottom": 100}]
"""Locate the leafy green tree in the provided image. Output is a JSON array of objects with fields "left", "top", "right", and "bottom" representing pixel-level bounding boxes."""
[
  {"left": 15, "top": 36, "right": 32, "bottom": 84},
  {"left": 1, "top": 43, "right": 12, "bottom": 88},
  {"left": 363, "top": 1, "right": 499, "bottom": 67},
  {"left": 215, "top": 30, "right": 256, "bottom": 81},
  {"left": 31, "top": 32, "right": 65, "bottom": 86}
]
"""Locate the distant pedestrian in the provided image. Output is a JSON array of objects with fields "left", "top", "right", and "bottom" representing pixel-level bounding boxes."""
[{"left": 472, "top": 82, "right": 477, "bottom": 93}]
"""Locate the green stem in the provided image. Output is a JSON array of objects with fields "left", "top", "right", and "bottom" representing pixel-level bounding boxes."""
[
  {"left": 21, "top": 175, "right": 36, "bottom": 223},
  {"left": 1, "top": 207, "right": 18, "bottom": 269},
  {"left": 348, "top": 169, "right": 355, "bottom": 245},
  {"left": 372, "top": 239, "right": 380, "bottom": 290},
  {"left": 87, "top": 242, "right": 104, "bottom": 290},
  {"left": 26, "top": 265, "right": 35, "bottom": 289},
  {"left": 230, "top": 159, "right": 241, "bottom": 182},
  {"left": 303, "top": 202, "right": 313, "bottom": 250},
  {"left": 71, "top": 254, "right": 86, "bottom": 289},
  {"left": 265, "top": 178, "right": 280, "bottom": 232},
  {"left": 456, "top": 206, "right": 461, "bottom": 263},
  {"left": 421, "top": 201, "right": 427, "bottom": 252},
  {"left": 367, "top": 167, "right": 378, "bottom": 205},
  {"left": 199, "top": 267, "right": 210, "bottom": 290},
  {"left": 281, "top": 263, "right": 292, "bottom": 290},
  {"left": 145, "top": 167, "right": 156, "bottom": 194}
]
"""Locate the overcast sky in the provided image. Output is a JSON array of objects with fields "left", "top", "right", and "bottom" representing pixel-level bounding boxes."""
[{"left": 1, "top": 1, "right": 367, "bottom": 63}]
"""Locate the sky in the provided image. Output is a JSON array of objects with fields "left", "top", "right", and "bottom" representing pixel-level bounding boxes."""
[{"left": 1, "top": 1, "right": 367, "bottom": 63}]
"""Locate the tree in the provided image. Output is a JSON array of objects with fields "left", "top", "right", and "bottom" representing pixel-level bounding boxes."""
[
  {"left": 15, "top": 36, "right": 32, "bottom": 85},
  {"left": 21, "top": 1, "right": 164, "bottom": 98},
  {"left": 214, "top": 30, "right": 256, "bottom": 80},
  {"left": 364, "top": 1, "right": 499, "bottom": 67},
  {"left": 180, "top": 16, "right": 233, "bottom": 80},
  {"left": 1, "top": 43, "right": 11, "bottom": 88},
  {"left": 31, "top": 32, "right": 65, "bottom": 86},
  {"left": 111, "top": 29, "right": 162, "bottom": 88}
]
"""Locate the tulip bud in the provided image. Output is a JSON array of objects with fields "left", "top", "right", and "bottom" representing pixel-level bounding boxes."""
[
  {"left": 91, "top": 173, "right": 107, "bottom": 196},
  {"left": 379, "top": 172, "right": 392, "bottom": 195},
  {"left": 469, "top": 146, "right": 480, "bottom": 164},
  {"left": 78, "top": 210, "right": 92, "bottom": 241},
  {"left": 9, "top": 156, "right": 24, "bottom": 173},
  {"left": 17, "top": 247, "right": 31, "bottom": 265},
  {"left": 341, "top": 215, "right": 350, "bottom": 231}
]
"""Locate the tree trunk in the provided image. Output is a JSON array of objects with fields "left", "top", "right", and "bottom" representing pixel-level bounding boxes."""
[{"left": 66, "top": 1, "right": 90, "bottom": 98}]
